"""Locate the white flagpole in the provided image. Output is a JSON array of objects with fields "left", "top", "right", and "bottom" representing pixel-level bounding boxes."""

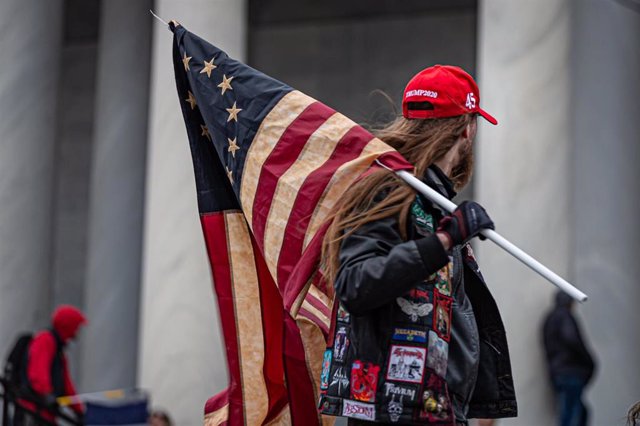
[{"left": 383, "top": 165, "right": 588, "bottom": 302}]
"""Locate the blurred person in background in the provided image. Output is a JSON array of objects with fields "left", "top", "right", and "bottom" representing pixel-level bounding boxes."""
[
  {"left": 14, "top": 305, "right": 87, "bottom": 425},
  {"left": 148, "top": 409, "right": 173, "bottom": 426},
  {"left": 543, "top": 292, "right": 596, "bottom": 426}
]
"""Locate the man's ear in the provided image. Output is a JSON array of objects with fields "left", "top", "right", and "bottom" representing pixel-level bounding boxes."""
[
  {"left": 461, "top": 119, "right": 477, "bottom": 142},
  {"left": 461, "top": 124, "right": 471, "bottom": 141}
]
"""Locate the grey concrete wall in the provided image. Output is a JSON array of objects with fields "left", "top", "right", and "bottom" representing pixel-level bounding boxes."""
[
  {"left": 250, "top": 10, "right": 477, "bottom": 127},
  {"left": 476, "top": 1, "right": 573, "bottom": 424},
  {"left": 49, "top": 41, "right": 98, "bottom": 381},
  {"left": 50, "top": 42, "right": 98, "bottom": 311},
  {"left": 80, "top": 0, "right": 152, "bottom": 393},
  {"left": 571, "top": 0, "right": 640, "bottom": 424},
  {"left": 0, "top": 0, "right": 63, "bottom": 357},
  {"left": 139, "top": 1, "right": 246, "bottom": 424},
  {"left": 251, "top": 7, "right": 478, "bottom": 201},
  {"left": 49, "top": 0, "right": 101, "bottom": 384}
]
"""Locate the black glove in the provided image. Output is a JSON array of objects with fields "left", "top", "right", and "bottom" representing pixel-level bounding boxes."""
[
  {"left": 437, "top": 201, "right": 494, "bottom": 246},
  {"left": 42, "top": 393, "right": 59, "bottom": 410}
]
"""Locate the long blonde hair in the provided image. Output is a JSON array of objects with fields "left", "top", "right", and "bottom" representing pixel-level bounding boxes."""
[{"left": 320, "top": 114, "right": 474, "bottom": 284}]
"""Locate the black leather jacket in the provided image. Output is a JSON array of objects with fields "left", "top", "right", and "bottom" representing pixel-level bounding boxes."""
[{"left": 318, "top": 170, "right": 517, "bottom": 424}]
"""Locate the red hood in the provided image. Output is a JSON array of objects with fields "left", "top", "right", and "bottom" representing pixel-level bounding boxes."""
[{"left": 52, "top": 305, "right": 87, "bottom": 342}]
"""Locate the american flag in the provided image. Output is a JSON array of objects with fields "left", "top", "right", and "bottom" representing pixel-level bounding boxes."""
[{"left": 169, "top": 22, "right": 412, "bottom": 425}]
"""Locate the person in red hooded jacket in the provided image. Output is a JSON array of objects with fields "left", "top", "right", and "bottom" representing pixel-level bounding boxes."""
[{"left": 15, "top": 305, "right": 87, "bottom": 425}]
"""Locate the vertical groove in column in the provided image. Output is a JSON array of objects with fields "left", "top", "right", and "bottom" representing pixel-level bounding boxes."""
[{"left": 81, "top": 0, "right": 153, "bottom": 392}]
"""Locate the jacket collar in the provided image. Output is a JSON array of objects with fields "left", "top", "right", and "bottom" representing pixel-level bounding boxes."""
[{"left": 423, "top": 164, "right": 457, "bottom": 200}]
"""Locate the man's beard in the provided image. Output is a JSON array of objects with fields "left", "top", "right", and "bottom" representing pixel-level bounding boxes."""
[{"left": 451, "top": 142, "right": 474, "bottom": 190}]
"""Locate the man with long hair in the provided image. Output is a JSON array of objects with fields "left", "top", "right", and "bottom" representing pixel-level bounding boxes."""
[{"left": 318, "top": 66, "right": 517, "bottom": 425}]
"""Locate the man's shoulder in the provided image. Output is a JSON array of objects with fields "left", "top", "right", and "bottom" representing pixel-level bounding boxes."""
[
  {"left": 543, "top": 308, "right": 570, "bottom": 331},
  {"left": 31, "top": 330, "right": 56, "bottom": 346}
]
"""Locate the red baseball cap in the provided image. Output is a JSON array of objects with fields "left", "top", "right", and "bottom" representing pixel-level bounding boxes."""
[{"left": 402, "top": 65, "right": 497, "bottom": 125}]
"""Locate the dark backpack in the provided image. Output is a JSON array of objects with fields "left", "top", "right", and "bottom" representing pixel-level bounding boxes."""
[{"left": 4, "top": 332, "right": 33, "bottom": 393}]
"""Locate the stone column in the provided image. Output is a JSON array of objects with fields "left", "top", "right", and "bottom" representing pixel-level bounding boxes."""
[
  {"left": 80, "top": 0, "right": 153, "bottom": 392},
  {"left": 0, "top": 1, "right": 63, "bottom": 356},
  {"left": 476, "top": 1, "right": 572, "bottom": 424},
  {"left": 139, "top": 1, "right": 246, "bottom": 423},
  {"left": 572, "top": 0, "right": 640, "bottom": 423}
]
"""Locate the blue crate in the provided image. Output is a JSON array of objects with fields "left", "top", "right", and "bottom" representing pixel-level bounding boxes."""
[{"left": 84, "top": 397, "right": 148, "bottom": 425}]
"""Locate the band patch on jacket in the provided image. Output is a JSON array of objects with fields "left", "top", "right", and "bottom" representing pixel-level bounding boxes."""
[
  {"left": 385, "top": 394, "right": 406, "bottom": 423},
  {"left": 337, "top": 304, "right": 350, "bottom": 323},
  {"left": 411, "top": 200, "right": 434, "bottom": 235},
  {"left": 342, "top": 399, "right": 376, "bottom": 421},
  {"left": 350, "top": 360, "right": 380, "bottom": 402},
  {"left": 382, "top": 382, "right": 419, "bottom": 404},
  {"left": 418, "top": 373, "right": 453, "bottom": 422},
  {"left": 386, "top": 345, "right": 426, "bottom": 383},
  {"left": 434, "top": 292, "right": 452, "bottom": 341},
  {"left": 392, "top": 327, "right": 427, "bottom": 343},
  {"left": 464, "top": 244, "right": 477, "bottom": 265},
  {"left": 328, "top": 365, "right": 350, "bottom": 396},
  {"left": 426, "top": 331, "right": 448, "bottom": 377},
  {"left": 320, "top": 350, "right": 332, "bottom": 390},
  {"left": 396, "top": 296, "right": 433, "bottom": 323},
  {"left": 318, "top": 394, "right": 342, "bottom": 417},
  {"left": 434, "top": 260, "right": 453, "bottom": 296},
  {"left": 464, "top": 244, "right": 484, "bottom": 279},
  {"left": 333, "top": 326, "right": 349, "bottom": 362}
]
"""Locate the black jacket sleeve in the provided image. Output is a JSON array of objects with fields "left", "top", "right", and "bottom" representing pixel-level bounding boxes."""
[{"left": 334, "top": 215, "right": 449, "bottom": 316}]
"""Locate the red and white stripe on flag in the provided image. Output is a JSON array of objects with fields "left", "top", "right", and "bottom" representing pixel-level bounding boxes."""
[
  {"left": 200, "top": 93, "right": 411, "bottom": 426},
  {"left": 231, "top": 90, "right": 409, "bottom": 424},
  {"left": 171, "top": 23, "right": 413, "bottom": 425}
]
